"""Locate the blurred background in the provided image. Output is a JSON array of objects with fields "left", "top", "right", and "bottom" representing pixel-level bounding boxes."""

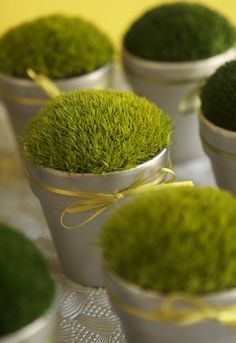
[{"left": 1, "top": 0, "right": 236, "bottom": 48}]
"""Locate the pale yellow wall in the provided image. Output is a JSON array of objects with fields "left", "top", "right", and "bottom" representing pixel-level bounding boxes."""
[{"left": 1, "top": 0, "right": 236, "bottom": 47}]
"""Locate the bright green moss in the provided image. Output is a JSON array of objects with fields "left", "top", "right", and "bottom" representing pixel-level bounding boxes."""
[
  {"left": 0, "top": 223, "right": 55, "bottom": 336},
  {"left": 124, "top": 2, "right": 235, "bottom": 62},
  {"left": 22, "top": 89, "right": 172, "bottom": 174},
  {"left": 201, "top": 60, "right": 236, "bottom": 131},
  {"left": 0, "top": 14, "right": 113, "bottom": 79},
  {"left": 101, "top": 187, "right": 236, "bottom": 295}
]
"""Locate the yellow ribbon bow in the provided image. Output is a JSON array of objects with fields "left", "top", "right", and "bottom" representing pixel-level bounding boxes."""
[
  {"left": 109, "top": 290, "right": 236, "bottom": 331},
  {"left": 25, "top": 167, "right": 193, "bottom": 230},
  {"left": 25, "top": 69, "right": 193, "bottom": 229}
]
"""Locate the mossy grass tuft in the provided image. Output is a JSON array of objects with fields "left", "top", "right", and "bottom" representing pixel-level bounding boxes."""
[
  {"left": 124, "top": 2, "right": 235, "bottom": 62},
  {"left": 22, "top": 89, "right": 172, "bottom": 174},
  {"left": 0, "top": 223, "right": 55, "bottom": 336},
  {"left": 101, "top": 187, "right": 236, "bottom": 295},
  {"left": 201, "top": 60, "right": 236, "bottom": 131},
  {"left": 0, "top": 14, "right": 113, "bottom": 79}
]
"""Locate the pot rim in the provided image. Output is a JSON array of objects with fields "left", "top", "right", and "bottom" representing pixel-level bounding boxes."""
[
  {"left": 122, "top": 46, "right": 236, "bottom": 71},
  {"left": 0, "top": 62, "right": 112, "bottom": 87},
  {"left": 0, "top": 289, "right": 58, "bottom": 343},
  {"left": 199, "top": 111, "right": 236, "bottom": 139},
  {"left": 24, "top": 147, "right": 168, "bottom": 178},
  {"left": 104, "top": 267, "right": 236, "bottom": 303}
]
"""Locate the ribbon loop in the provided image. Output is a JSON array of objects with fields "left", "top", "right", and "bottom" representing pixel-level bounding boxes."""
[{"left": 25, "top": 166, "right": 193, "bottom": 230}]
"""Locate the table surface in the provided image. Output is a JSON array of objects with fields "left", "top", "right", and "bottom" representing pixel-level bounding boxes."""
[{"left": 0, "top": 69, "right": 216, "bottom": 343}]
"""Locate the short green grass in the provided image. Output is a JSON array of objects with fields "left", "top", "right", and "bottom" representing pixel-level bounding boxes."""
[
  {"left": 22, "top": 89, "right": 172, "bottom": 174},
  {"left": 101, "top": 187, "right": 236, "bottom": 295},
  {"left": 124, "top": 2, "right": 235, "bottom": 62},
  {"left": 0, "top": 14, "right": 113, "bottom": 79},
  {"left": 0, "top": 223, "right": 55, "bottom": 336},
  {"left": 201, "top": 60, "right": 236, "bottom": 131}
]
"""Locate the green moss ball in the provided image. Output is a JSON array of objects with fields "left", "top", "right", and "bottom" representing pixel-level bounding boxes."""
[
  {"left": 124, "top": 2, "right": 235, "bottom": 62},
  {"left": 0, "top": 14, "right": 113, "bottom": 79},
  {"left": 101, "top": 187, "right": 236, "bottom": 295},
  {"left": 201, "top": 60, "right": 236, "bottom": 131},
  {"left": 0, "top": 223, "right": 55, "bottom": 336},
  {"left": 22, "top": 89, "right": 172, "bottom": 174}
]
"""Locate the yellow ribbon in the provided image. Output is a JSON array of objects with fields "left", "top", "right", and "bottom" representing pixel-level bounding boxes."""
[
  {"left": 25, "top": 167, "right": 193, "bottom": 229},
  {"left": 0, "top": 89, "right": 48, "bottom": 105},
  {"left": 108, "top": 290, "right": 236, "bottom": 330},
  {"left": 125, "top": 65, "right": 205, "bottom": 115},
  {"left": 178, "top": 84, "right": 203, "bottom": 115},
  {"left": 201, "top": 135, "right": 236, "bottom": 160},
  {"left": 0, "top": 69, "right": 61, "bottom": 105},
  {"left": 27, "top": 68, "right": 62, "bottom": 98}
]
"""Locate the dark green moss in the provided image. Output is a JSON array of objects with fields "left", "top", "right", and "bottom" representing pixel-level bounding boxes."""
[
  {"left": 22, "top": 89, "right": 172, "bottom": 174},
  {"left": 101, "top": 187, "right": 236, "bottom": 295},
  {"left": 0, "top": 223, "right": 55, "bottom": 336},
  {"left": 201, "top": 60, "right": 236, "bottom": 131},
  {"left": 0, "top": 14, "right": 113, "bottom": 79},
  {"left": 124, "top": 2, "right": 235, "bottom": 62}
]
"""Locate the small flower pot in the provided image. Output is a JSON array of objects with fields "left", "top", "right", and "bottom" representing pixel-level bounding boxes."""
[
  {"left": 25, "top": 149, "right": 169, "bottom": 287},
  {"left": 0, "top": 297, "right": 58, "bottom": 343},
  {"left": 0, "top": 223, "right": 58, "bottom": 343},
  {"left": 0, "top": 63, "right": 112, "bottom": 137},
  {"left": 104, "top": 269, "right": 236, "bottom": 343},
  {"left": 199, "top": 112, "right": 236, "bottom": 194},
  {"left": 122, "top": 48, "right": 236, "bottom": 163}
]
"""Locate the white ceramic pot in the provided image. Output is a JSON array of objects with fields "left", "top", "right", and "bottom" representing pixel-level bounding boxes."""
[
  {"left": 25, "top": 149, "right": 169, "bottom": 287},
  {"left": 0, "top": 296, "right": 58, "bottom": 343},
  {"left": 199, "top": 112, "right": 236, "bottom": 194},
  {"left": 122, "top": 48, "right": 236, "bottom": 164},
  {"left": 0, "top": 63, "right": 112, "bottom": 138},
  {"left": 104, "top": 269, "right": 236, "bottom": 343}
]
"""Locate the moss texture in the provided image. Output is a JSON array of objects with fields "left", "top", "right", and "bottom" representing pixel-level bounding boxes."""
[
  {"left": 201, "top": 60, "right": 236, "bottom": 131},
  {"left": 101, "top": 187, "right": 236, "bottom": 295},
  {"left": 124, "top": 2, "right": 235, "bottom": 62},
  {"left": 0, "top": 223, "right": 55, "bottom": 336},
  {"left": 22, "top": 89, "right": 172, "bottom": 174},
  {"left": 0, "top": 14, "right": 113, "bottom": 79}
]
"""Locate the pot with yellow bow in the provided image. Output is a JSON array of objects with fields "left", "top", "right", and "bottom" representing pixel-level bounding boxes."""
[
  {"left": 101, "top": 187, "right": 236, "bottom": 343},
  {"left": 122, "top": 2, "right": 236, "bottom": 164},
  {"left": 200, "top": 60, "right": 236, "bottom": 195},
  {"left": 21, "top": 89, "right": 176, "bottom": 287},
  {"left": 0, "top": 14, "right": 113, "bottom": 139}
]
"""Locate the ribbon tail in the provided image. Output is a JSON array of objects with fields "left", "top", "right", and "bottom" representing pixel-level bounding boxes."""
[
  {"left": 160, "top": 181, "right": 193, "bottom": 188},
  {"left": 27, "top": 68, "right": 62, "bottom": 98},
  {"left": 178, "top": 81, "right": 205, "bottom": 115}
]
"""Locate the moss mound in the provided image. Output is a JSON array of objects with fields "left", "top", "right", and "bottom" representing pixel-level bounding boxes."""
[
  {"left": 101, "top": 187, "right": 236, "bottom": 295},
  {"left": 0, "top": 14, "right": 113, "bottom": 79},
  {"left": 22, "top": 89, "right": 172, "bottom": 174},
  {"left": 124, "top": 2, "right": 235, "bottom": 62},
  {"left": 201, "top": 60, "right": 236, "bottom": 131},
  {"left": 0, "top": 223, "right": 55, "bottom": 336}
]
